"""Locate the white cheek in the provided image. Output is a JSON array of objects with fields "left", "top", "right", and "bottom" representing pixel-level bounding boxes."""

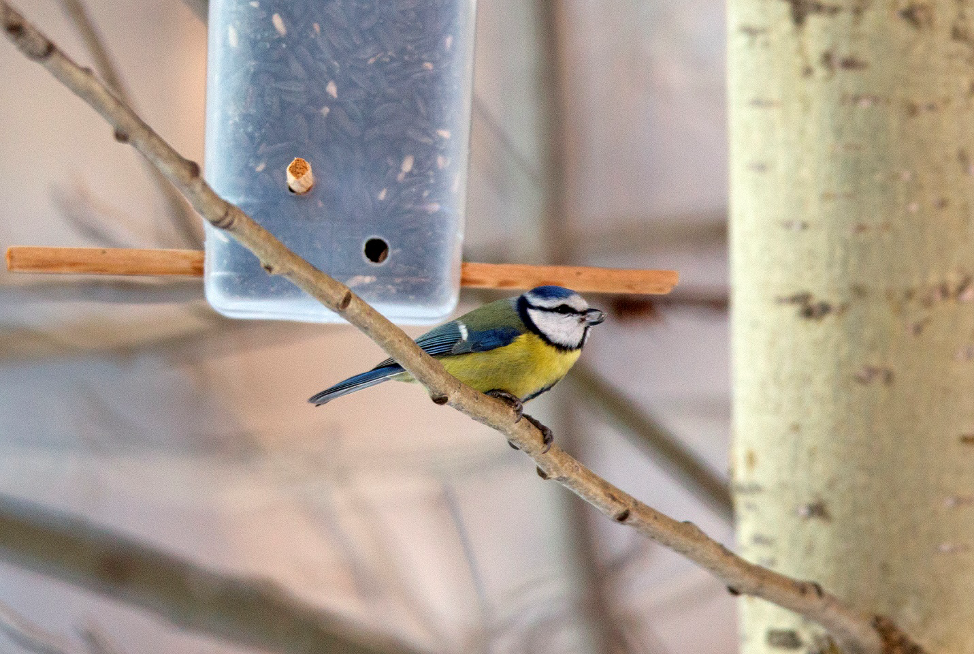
[{"left": 529, "top": 309, "right": 587, "bottom": 348}]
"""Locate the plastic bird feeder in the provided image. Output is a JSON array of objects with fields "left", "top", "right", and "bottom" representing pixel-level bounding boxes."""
[{"left": 203, "top": 0, "right": 477, "bottom": 323}]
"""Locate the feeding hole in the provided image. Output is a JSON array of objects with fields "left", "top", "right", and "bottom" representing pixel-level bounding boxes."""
[{"left": 364, "top": 238, "right": 389, "bottom": 264}]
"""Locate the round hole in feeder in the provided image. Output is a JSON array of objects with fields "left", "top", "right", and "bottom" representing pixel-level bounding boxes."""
[{"left": 364, "top": 238, "right": 389, "bottom": 264}]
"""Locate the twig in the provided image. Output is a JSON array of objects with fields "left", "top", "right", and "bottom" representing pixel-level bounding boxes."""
[
  {"left": 58, "top": 0, "right": 202, "bottom": 248},
  {"left": 51, "top": 184, "right": 142, "bottom": 249},
  {"left": 554, "top": 401, "right": 632, "bottom": 654},
  {"left": 57, "top": 0, "right": 127, "bottom": 99},
  {"left": 0, "top": 6, "right": 924, "bottom": 654},
  {"left": 440, "top": 482, "right": 492, "bottom": 637},
  {"left": 4, "top": 247, "right": 680, "bottom": 295},
  {"left": 0, "top": 599, "right": 77, "bottom": 654},
  {"left": 471, "top": 94, "right": 542, "bottom": 188},
  {"left": 534, "top": 0, "right": 572, "bottom": 267},
  {"left": 294, "top": 485, "right": 451, "bottom": 650},
  {"left": 535, "top": 5, "right": 621, "bottom": 651},
  {"left": 77, "top": 626, "right": 125, "bottom": 654},
  {"left": 0, "top": 278, "right": 204, "bottom": 305},
  {"left": 0, "top": 493, "right": 421, "bottom": 654}
]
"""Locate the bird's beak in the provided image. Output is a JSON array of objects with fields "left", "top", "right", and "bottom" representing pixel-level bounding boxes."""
[{"left": 585, "top": 308, "right": 606, "bottom": 325}]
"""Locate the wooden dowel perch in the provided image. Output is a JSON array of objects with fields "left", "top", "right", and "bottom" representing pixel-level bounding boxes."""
[{"left": 5, "top": 246, "right": 679, "bottom": 295}]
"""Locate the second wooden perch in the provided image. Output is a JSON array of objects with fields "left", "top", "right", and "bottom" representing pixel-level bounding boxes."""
[{"left": 5, "top": 246, "right": 679, "bottom": 295}]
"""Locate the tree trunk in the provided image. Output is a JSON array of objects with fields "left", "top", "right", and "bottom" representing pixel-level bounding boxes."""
[{"left": 729, "top": 2, "right": 974, "bottom": 653}]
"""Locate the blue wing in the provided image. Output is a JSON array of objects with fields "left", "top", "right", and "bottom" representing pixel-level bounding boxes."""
[
  {"left": 371, "top": 320, "right": 521, "bottom": 369},
  {"left": 310, "top": 321, "right": 521, "bottom": 406}
]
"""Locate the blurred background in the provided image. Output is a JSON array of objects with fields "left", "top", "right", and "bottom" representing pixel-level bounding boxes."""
[{"left": 0, "top": 1, "right": 731, "bottom": 652}]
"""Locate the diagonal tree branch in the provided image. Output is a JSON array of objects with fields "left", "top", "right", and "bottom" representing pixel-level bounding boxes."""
[
  {"left": 0, "top": 494, "right": 420, "bottom": 654},
  {"left": 0, "top": 5, "right": 925, "bottom": 654}
]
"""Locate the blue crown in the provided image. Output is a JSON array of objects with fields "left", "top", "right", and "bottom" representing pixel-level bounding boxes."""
[{"left": 528, "top": 285, "right": 575, "bottom": 299}]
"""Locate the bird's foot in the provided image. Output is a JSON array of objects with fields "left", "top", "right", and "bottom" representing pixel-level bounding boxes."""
[
  {"left": 485, "top": 389, "right": 524, "bottom": 421},
  {"left": 486, "top": 390, "right": 525, "bottom": 450},
  {"left": 523, "top": 414, "right": 554, "bottom": 454},
  {"left": 484, "top": 391, "right": 552, "bottom": 453}
]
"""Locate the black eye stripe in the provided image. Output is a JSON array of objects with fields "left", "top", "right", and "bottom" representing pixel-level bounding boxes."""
[{"left": 528, "top": 302, "right": 581, "bottom": 315}]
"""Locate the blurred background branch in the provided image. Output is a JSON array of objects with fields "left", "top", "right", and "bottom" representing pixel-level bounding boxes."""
[
  {"left": 0, "top": 600, "right": 79, "bottom": 654},
  {"left": 59, "top": 0, "right": 202, "bottom": 249},
  {"left": 0, "top": 494, "right": 420, "bottom": 654},
  {"left": 568, "top": 364, "right": 732, "bottom": 523}
]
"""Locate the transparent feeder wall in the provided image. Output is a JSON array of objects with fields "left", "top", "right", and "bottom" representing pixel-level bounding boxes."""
[{"left": 204, "top": 0, "right": 476, "bottom": 323}]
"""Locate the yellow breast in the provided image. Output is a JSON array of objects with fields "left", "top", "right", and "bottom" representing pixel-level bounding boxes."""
[{"left": 435, "top": 333, "right": 582, "bottom": 400}]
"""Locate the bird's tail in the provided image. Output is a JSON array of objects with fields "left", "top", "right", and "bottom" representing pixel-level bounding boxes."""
[{"left": 308, "top": 365, "right": 403, "bottom": 406}]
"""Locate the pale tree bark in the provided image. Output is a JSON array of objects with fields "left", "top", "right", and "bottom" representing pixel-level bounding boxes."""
[{"left": 730, "top": 1, "right": 974, "bottom": 653}]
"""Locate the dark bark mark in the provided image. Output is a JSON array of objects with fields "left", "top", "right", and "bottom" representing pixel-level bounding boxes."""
[
  {"left": 783, "top": 0, "right": 842, "bottom": 27},
  {"left": 821, "top": 51, "right": 868, "bottom": 73},
  {"left": 953, "top": 22, "right": 974, "bottom": 44},
  {"left": 752, "top": 533, "right": 775, "bottom": 546},
  {"left": 781, "top": 219, "right": 808, "bottom": 231},
  {"left": 906, "top": 100, "right": 942, "bottom": 116},
  {"left": 872, "top": 615, "right": 927, "bottom": 654},
  {"left": 797, "top": 499, "right": 832, "bottom": 521},
  {"left": 959, "top": 148, "right": 974, "bottom": 176},
  {"left": 854, "top": 365, "right": 894, "bottom": 385},
  {"left": 821, "top": 50, "right": 836, "bottom": 73},
  {"left": 850, "top": 0, "right": 873, "bottom": 21},
  {"left": 777, "top": 292, "right": 839, "bottom": 320},
  {"left": 739, "top": 24, "right": 768, "bottom": 40},
  {"left": 952, "top": 3, "right": 974, "bottom": 47},
  {"left": 839, "top": 56, "right": 868, "bottom": 70},
  {"left": 733, "top": 482, "right": 765, "bottom": 495},
  {"left": 766, "top": 629, "right": 803, "bottom": 649},
  {"left": 899, "top": 3, "right": 934, "bottom": 29}
]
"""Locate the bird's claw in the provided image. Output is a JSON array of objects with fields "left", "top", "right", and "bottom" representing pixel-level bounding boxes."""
[
  {"left": 485, "top": 391, "right": 552, "bottom": 453},
  {"left": 485, "top": 389, "right": 524, "bottom": 422},
  {"left": 523, "top": 414, "right": 554, "bottom": 454}
]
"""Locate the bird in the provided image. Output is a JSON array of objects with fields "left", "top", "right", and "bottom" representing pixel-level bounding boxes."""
[{"left": 308, "top": 286, "right": 606, "bottom": 452}]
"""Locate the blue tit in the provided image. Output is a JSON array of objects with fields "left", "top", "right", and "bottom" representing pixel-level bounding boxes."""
[{"left": 308, "top": 286, "right": 605, "bottom": 448}]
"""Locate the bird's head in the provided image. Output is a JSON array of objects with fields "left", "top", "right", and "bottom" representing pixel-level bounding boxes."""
[{"left": 518, "top": 286, "right": 605, "bottom": 350}]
